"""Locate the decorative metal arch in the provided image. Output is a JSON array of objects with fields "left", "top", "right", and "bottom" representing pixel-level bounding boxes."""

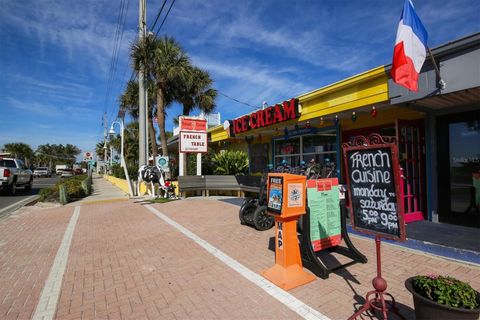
[{"left": 342, "top": 133, "right": 397, "bottom": 148}]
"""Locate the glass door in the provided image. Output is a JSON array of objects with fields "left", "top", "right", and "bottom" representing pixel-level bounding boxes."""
[{"left": 437, "top": 110, "right": 480, "bottom": 228}]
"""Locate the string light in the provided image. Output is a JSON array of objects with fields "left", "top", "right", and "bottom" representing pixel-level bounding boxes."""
[
  {"left": 371, "top": 106, "right": 378, "bottom": 118},
  {"left": 351, "top": 112, "right": 357, "bottom": 122}
]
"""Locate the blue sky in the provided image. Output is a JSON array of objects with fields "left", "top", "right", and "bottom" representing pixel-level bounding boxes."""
[{"left": 0, "top": 0, "right": 479, "bottom": 155}]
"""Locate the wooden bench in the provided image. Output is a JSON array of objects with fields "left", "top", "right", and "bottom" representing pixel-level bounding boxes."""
[{"left": 178, "top": 175, "right": 261, "bottom": 198}]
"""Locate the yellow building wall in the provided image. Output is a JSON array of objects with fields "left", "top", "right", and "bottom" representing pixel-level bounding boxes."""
[
  {"left": 104, "top": 175, "right": 179, "bottom": 196},
  {"left": 210, "top": 125, "right": 229, "bottom": 142},
  {"left": 298, "top": 66, "right": 389, "bottom": 121},
  {"left": 104, "top": 175, "right": 132, "bottom": 194},
  {"left": 340, "top": 107, "right": 424, "bottom": 131}
]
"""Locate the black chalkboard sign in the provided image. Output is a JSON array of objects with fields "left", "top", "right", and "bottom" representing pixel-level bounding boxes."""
[{"left": 343, "top": 142, "right": 405, "bottom": 241}]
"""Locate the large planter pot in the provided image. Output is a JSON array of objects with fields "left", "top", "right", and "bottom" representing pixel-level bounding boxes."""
[{"left": 405, "top": 277, "right": 480, "bottom": 320}]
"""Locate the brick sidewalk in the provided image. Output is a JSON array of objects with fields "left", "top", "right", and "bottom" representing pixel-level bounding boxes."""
[{"left": 0, "top": 198, "right": 479, "bottom": 319}]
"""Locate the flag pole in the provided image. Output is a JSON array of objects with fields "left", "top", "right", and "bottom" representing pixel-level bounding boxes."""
[{"left": 427, "top": 47, "right": 446, "bottom": 90}]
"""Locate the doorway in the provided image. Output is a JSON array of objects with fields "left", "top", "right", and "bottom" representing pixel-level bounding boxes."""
[
  {"left": 396, "top": 119, "right": 426, "bottom": 223},
  {"left": 437, "top": 110, "right": 480, "bottom": 228},
  {"left": 343, "top": 119, "right": 427, "bottom": 223}
]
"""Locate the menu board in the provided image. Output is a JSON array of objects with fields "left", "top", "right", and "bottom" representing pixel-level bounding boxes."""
[
  {"left": 307, "top": 178, "right": 342, "bottom": 251},
  {"left": 344, "top": 145, "right": 405, "bottom": 240},
  {"left": 267, "top": 176, "right": 283, "bottom": 214}
]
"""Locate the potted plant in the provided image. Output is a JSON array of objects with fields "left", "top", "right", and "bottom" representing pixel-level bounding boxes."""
[{"left": 405, "top": 274, "right": 480, "bottom": 320}]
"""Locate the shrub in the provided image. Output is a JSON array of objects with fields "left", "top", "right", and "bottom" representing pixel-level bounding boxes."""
[
  {"left": 413, "top": 275, "right": 479, "bottom": 309},
  {"left": 39, "top": 175, "right": 91, "bottom": 203},
  {"left": 212, "top": 150, "right": 249, "bottom": 175},
  {"left": 110, "top": 163, "right": 137, "bottom": 180},
  {"left": 39, "top": 186, "right": 59, "bottom": 202}
]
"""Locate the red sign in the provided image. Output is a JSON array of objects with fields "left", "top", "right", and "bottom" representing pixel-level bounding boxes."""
[
  {"left": 180, "top": 117, "right": 207, "bottom": 132},
  {"left": 228, "top": 98, "right": 299, "bottom": 136}
]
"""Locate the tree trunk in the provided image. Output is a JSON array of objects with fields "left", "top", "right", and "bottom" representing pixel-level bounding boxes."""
[
  {"left": 182, "top": 99, "right": 193, "bottom": 116},
  {"left": 182, "top": 104, "right": 190, "bottom": 116},
  {"left": 148, "top": 117, "right": 158, "bottom": 157},
  {"left": 156, "top": 88, "right": 168, "bottom": 156}
]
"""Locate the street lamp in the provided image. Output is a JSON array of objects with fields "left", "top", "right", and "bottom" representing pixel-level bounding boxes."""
[{"left": 109, "top": 119, "right": 134, "bottom": 197}]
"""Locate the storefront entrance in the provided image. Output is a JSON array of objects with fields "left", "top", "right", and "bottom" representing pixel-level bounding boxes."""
[
  {"left": 396, "top": 119, "right": 426, "bottom": 223},
  {"left": 343, "top": 119, "right": 427, "bottom": 223},
  {"left": 437, "top": 110, "right": 480, "bottom": 228}
]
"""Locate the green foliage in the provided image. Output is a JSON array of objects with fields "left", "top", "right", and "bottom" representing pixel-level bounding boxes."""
[
  {"left": 211, "top": 150, "right": 249, "bottom": 175},
  {"left": 35, "top": 143, "right": 80, "bottom": 167},
  {"left": 2, "top": 142, "right": 34, "bottom": 166},
  {"left": 110, "top": 163, "right": 137, "bottom": 180},
  {"left": 149, "top": 198, "right": 177, "bottom": 204},
  {"left": 39, "top": 175, "right": 92, "bottom": 203},
  {"left": 39, "top": 187, "right": 59, "bottom": 202},
  {"left": 413, "top": 275, "right": 479, "bottom": 309}
]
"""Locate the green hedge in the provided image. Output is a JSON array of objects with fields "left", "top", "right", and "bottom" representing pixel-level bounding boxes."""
[
  {"left": 39, "top": 174, "right": 92, "bottom": 203},
  {"left": 110, "top": 163, "right": 137, "bottom": 180}
]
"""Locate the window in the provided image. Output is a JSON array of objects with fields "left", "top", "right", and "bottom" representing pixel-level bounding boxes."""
[
  {"left": 274, "top": 130, "right": 338, "bottom": 176},
  {"left": 0, "top": 159, "right": 16, "bottom": 168},
  {"left": 17, "top": 160, "right": 25, "bottom": 169}
]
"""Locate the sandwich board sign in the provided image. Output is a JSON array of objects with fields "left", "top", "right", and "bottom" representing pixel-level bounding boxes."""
[{"left": 343, "top": 135, "right": 405, "bottom": 241}]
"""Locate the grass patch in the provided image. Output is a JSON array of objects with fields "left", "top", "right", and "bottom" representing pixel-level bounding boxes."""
[{"left": 148, "top": 198, "right": 177, "bottom": 204}]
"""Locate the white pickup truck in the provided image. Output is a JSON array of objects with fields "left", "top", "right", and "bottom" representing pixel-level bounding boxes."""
[{"left": 0, "top": 157, "right": 33, "bottom": 195}]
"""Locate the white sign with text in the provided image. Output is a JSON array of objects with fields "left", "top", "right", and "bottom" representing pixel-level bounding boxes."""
[{"left": 179, "top": 131, "right": 208, "bottom": 153}]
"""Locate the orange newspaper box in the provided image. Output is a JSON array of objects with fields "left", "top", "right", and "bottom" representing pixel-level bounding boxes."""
[{"left": 262, "top": 173, "right": 316, "bottom": 290}]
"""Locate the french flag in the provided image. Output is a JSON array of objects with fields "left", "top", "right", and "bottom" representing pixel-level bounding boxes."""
[{"left": 391, "top": 0, "right": 428, "bottom": 92}]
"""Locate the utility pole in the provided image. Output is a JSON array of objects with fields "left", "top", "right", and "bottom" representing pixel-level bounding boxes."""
[
  {"left": 103, "top": 112, "right": 108, "bottom": 173},
  {"left": 138, "top": 0, "right": 148, "bottom": 167}
]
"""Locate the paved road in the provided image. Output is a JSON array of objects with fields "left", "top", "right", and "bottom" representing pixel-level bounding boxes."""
[{"left": 0, "top": 176, "right": 59, "bottom": 216}]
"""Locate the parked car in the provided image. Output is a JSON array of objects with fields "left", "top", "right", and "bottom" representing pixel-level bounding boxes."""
[
  {"left": 60, "top": 168, "right": 74, "bottom": 178},
  {"left": 33, "top": 167, "right": 52, "bottom": 178},
  {"left": 55, "top": 164, "right": 68, "bottom": 175},
  {"left": 0, "top": 157, "right": 33, "bottom": 195}
]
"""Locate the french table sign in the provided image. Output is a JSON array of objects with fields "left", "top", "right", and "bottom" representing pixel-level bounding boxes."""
[{"left": 343, "top": 135, "right": 406, "bottom": 241}]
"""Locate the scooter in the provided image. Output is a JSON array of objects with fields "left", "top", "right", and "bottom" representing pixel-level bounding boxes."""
[{"left": 238, "top": 165, "right": 275, "bottom": 231}]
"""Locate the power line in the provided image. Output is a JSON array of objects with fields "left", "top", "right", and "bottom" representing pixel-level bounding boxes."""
[
  {"left": 104, "top": 0, "right": 127, "bottom": 113},
  {"left": 107, "top": 0, "right": 131, "bottom": 123},
  {"left": 149, "top": 0, "right": 168, "bottom": 31},
  {"left": 155, "top": 0, "right": 176, "bottom": 37},
  {"left": 116, "top": 0, "right": 175, "bottom": 120},
  {"left": 101, "top": 0, "right": 127, "bottom": 140},
  {"left": 218, "top": 91, "right": 257, "bottom": 109}
]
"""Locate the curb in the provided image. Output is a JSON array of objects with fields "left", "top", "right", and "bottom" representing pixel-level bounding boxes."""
[
  {"left": 0, "top": 195, "right": 40, "bottom": 218},
  {"left": 347, "top": 226, "right": 480, "bottom": 266}
]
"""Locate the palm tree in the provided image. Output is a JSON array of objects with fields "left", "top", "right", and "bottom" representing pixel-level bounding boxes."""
[
  {"left": 36, "top": 144, "right": 55, "bottom": 168},
  {"left": 120, "top": 80, "right": 159, "bottom": 157},
  {"left": 95, "top": 141, "right": 106, "bottom": 159},
  {"left": 2, "top": 142, "right": 34, "bottom": 166},
  {"left": 178, "top": 66, "right": 217, "bottom": 116},
  {"left": 131, "top": 35, "right": 190, "bottom": 156}
]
